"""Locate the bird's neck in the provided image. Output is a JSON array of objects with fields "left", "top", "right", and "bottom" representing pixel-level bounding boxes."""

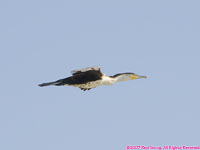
[
  {"left": 102, "top": 74, "right": 131, "bottom": 85},
  {"left": 112, "top": 74, "right": 130, "bottom": 82}
]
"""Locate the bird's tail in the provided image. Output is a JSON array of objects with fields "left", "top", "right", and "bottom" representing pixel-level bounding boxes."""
[
  {"left": 38, "top": 80, "right": 62, "bottom": 87},
  {"left": 39, "top": 77, "right": 72, "bottom": 87}
]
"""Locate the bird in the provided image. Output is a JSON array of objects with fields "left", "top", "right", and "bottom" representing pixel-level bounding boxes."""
[{"left": 38, "top": 66, "right": 147, "bottom": 91}]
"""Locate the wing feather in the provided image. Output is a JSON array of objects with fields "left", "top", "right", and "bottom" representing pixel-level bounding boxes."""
[{"left": 71, "top": 66, "right": 102, "bottom": 75}]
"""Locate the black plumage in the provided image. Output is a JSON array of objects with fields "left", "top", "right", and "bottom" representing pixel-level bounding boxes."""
[{"left": 39, "top": 67, "right": 103, "bottom": 87}]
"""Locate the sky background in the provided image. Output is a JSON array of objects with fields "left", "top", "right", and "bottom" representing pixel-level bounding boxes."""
[{"left": 1, "top": 0, "right": 200, "bottom": 150}]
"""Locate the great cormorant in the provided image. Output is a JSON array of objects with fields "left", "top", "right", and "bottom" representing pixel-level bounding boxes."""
[{"left": 39, "top": 66, "right": 147, "bottom": 91}]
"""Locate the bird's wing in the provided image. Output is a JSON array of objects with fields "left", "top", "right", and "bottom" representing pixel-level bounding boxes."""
[{"left": 71, "top": 66, "right": 102, "bottom": 75}]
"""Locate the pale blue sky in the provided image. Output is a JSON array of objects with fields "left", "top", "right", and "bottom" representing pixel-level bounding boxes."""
[{"left": 0, "top": 0, "right": 200, "bottom": 150}]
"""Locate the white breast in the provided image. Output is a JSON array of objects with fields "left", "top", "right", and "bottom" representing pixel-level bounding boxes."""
[{"left": 101, "top": 75, "right": 116, "bottom": 85}]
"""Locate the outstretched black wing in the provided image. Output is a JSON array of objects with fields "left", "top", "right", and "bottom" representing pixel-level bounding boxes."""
[{"left": 70, "top": 66, "right": 103, "bottom": 84}]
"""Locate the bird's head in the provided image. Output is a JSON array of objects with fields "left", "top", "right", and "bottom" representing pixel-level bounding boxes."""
[
  {"left": 131, "top": 73, "right": 147, "bottom": 80},
  {"left": 112, "top": 73, "right": 147, "bottom": 82}
]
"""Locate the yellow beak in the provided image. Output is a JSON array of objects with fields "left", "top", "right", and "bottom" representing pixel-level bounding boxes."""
[{"left": 132, "top": 74, "right": 147, "bottom": 80}]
